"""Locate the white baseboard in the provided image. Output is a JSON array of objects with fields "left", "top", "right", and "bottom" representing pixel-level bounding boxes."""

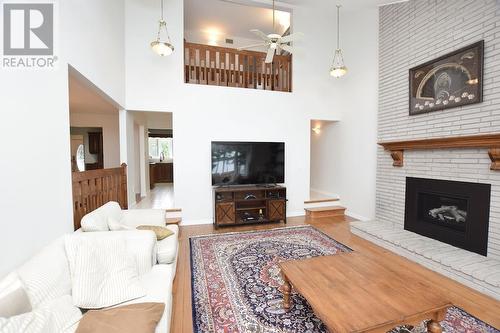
[
  {"left": 180, "top": 218, "right": 213, "bottom": 226},
  {"left": 345, "top": 210, "right": 370, "bottom": 222},
  {"left": 287, "top": 210, "right": 305, "bottom": 217},
  {"left": 309, "top": 188, "right": 339, "bottom": 199}
]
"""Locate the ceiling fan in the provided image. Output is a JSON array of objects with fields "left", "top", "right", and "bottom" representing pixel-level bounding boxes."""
[{"left": 237, "top": 0, "right": 301, "bottom": 63}]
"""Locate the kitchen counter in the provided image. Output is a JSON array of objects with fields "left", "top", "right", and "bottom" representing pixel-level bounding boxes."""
[{"left": 149, "top": 162, "right": 173, "bottom": 189}]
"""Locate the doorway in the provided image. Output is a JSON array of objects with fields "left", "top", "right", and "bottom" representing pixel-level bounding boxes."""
[{"left": 128, "top": 111, "right": 175, "bottom": 209}]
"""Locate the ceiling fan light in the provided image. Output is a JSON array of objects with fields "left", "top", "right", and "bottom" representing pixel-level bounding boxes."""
[
  {"left": 151, "top": 40, "right": 174, "bottom": 56},
  {"left": 270, "top": 42, "right": 278, "bottom": 49}
]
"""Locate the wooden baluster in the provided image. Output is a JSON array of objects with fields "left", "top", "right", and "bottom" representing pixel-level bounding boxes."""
[
  {"left": 189, "top": 46, "right": 197, "bottom": 84},
  {"left": 184, "top": 44, "right": 189, "bottom": 83},
  {"left": 277, "top": 58, "right": 282, "bottom": 91},
  {"left": 209, "top": 49, "right": 217, "bottom": 85},
  {"left": 215, "top": 50, "right": 221, "bottom": 85},
  {"left": 220, "top": 51, "right": 226, "bottom": 86},
  {"left": 196, "top": 48, "right": 201, "bottom": 84},
  {"left": 200, "top": 48, "right": 205, "bottom": 84},
  {"left": 228, "top": 53, "right": 235, "bottom": 87},
  {"left": 247, "top": 55, "right": 253, "bottom": 88},
  {"left": 235, "top": 54, "right": 240, "bottom": 87}
]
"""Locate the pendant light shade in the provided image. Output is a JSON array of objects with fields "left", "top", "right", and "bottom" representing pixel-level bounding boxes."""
[
  {"left": 151, "top": 0, "right": 174, "bottom": 56},
  {"left": 330, "top": 5, "right": 347, "bottom": 78}
]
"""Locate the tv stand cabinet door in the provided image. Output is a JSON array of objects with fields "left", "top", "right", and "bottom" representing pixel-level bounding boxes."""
[
  {"left": 268, "top": 200, "right": 286, "bottom": 221},
  {"left": 216, "top": 202, "right": 235, "bottom": 225}
]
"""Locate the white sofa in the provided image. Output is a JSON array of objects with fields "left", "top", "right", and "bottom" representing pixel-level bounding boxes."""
[
  {"left": 80, "top": 202, "right": 179, "bottom": 267},
  {"left": 0, "top": 204, "right": 179, "bottom": 333}
]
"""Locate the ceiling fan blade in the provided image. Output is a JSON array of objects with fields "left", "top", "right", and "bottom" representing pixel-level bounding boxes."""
[
  {"left": 237, "top": 43, "right": 267, "bottom": 51},
  {"left": 280, "top": 32, "right": 304, "bottom": 43},
  {"left": 279, "top": 44, "right": 293, "bottom": 53},
  {"left": 265, "top": 48, "right": 275, "bottom": 63},
  {"left": 250, "top": 29, "right": 270, "bottom": 41}
]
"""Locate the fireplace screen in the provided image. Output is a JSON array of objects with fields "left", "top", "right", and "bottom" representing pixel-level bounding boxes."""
[
  {"left": 418, "top": 193, "right": 467, "bottom": 232},
  {"left": 405, "top": 177, "right": 490, "bottom": 256}
]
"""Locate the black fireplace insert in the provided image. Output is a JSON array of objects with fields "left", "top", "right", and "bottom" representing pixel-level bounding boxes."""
[{"left": 405, "top": 177, "right": 490, "bottom": 256}]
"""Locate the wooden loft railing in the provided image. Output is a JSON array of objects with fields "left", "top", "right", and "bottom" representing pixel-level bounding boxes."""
[
  {"left": 72, "top": 163, "right": 128, "bottom": 231},
  {"left": 184, "top": 42, "right": 292, "bottom": 92}
]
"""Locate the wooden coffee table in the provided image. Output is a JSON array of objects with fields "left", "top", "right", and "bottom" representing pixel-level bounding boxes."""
[{"left": 279, "top": 252, "right": 452, "bottom": 333}]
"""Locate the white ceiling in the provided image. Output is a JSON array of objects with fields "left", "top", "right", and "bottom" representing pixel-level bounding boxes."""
[
  {"left": 184, "top": 0, "right": 406, "bottom": 45},
  {"left": 184, "top": 0, "right": 291, "bottom": 43},
  {"left": 69, "top": 73, "right": 118, "bottom": 115}
]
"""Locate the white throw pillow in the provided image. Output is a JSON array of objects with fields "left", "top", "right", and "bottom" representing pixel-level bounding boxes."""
[
  {"left": 65, "top": 237, "right": 146, "bottom": 309},
  {"left": 17, "top": 237, "right": 72, "bottom": 308},
  {"left": 0, "top": 295, "right": 81, "bottom": 333},
  {"left": 0, "top": 272, "right": 31, "bottom": 318},
  {"left": 107, "top": 216, "right": 132, "bottom": 231}
]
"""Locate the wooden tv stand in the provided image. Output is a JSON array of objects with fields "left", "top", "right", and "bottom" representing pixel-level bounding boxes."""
[{"left": 213, "top": 185, "right": 287, "bottom": 228}]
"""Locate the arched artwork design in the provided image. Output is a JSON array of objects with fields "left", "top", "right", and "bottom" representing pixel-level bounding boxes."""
[
  {"left": 415, "top": 63, "right": 472, "bottom": 101},
  {"left": 408, "top": 41, "right": 483, "bottom": 115}
]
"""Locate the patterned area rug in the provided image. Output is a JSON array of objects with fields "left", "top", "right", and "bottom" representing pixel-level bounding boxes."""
[{"left": 190, "top": 226, "right": 499, "bottom": 333}]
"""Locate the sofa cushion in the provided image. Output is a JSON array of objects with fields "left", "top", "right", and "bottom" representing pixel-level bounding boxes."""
[
  {"left": 120, "top": 265, "right": 174, "bottom": 333},
  {"left": 81, "top": 202, "right": 123, "bottom": 232},
  {"left": 66, "top": 231, "right": 157, "bottom": 276},
  {"left": 65, "top": 237, "right": 146, "bottom": 309},
  {"left": 17, "top": 237, "right": 72, "bottom": 308},
  {"left": 156, "top": 225, "right": 179, "bottom": 264},
  {"left": 0, "top": 272, "right": 31, "bottom": 318},
  {"left": 75, "top": 303, "right": 165, "bottom": 333},
  {"left": 108, "top": 216, "right": 133, "bottom": 231},
  {"left": 0, "top": 295, "right": 81, "bottom": 333}
]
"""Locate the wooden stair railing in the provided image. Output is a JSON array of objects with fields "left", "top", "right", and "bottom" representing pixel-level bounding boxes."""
[
  {"left": 184, "top": 42, "right": 292, "bottom": 92},
  {"left": 72, "top": 163, "right": 128, "bottom": 231}
]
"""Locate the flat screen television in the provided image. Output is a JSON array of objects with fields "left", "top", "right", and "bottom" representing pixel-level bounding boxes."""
[{"left": 211, "top": 141, "right": 285, "bottom": 186}]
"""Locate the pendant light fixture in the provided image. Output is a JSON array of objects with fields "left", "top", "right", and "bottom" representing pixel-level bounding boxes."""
[
  {"left": 151, "top": 0, "right": 174, "bottom": 56},
  {"left": 330, "top": 5, "right": 347, "bottom": 78}
]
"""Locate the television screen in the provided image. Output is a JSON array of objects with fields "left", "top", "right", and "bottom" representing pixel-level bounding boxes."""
[{"left": 211, "top": 142, "right": 285, "bottom": 186}]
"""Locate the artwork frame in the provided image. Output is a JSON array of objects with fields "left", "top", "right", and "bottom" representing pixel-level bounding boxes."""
[{"left": 409, "top": 40, "right": 484, "bottom": 116}]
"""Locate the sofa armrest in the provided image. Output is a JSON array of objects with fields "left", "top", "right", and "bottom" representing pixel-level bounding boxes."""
[
  {"left": 157, "top": 225, "right": 179, "bottom": 265},
  {"left": 121, "top": 209, "right": 166, "bottom": 228}
]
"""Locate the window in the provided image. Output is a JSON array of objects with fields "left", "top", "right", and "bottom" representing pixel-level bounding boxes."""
[{"left": 149, "top": 137, "right": 173, "bottom": 160}]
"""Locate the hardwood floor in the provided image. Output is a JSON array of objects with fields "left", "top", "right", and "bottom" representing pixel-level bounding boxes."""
[
  {"left": 134, "top": 183, "right": 175, "bottom": 209},
  {"left": 171, "top": 215, "right": 500, "bottom": 332}
]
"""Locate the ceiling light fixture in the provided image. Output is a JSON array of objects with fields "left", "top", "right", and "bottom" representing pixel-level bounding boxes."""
[
  {"left": 330, "top": 5, "right": 347, "bottom": 78},
  {"left": 151, "top": 0, "right": 174, "bottom": 56}
]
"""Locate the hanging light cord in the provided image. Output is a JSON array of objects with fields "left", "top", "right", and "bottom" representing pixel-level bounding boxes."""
[
  {"left": 273, "top": 0, "right": 276, "bottom": 33},
  {"left": 336, "top": 5, "right": 341, "bottom": 50},
  {"left": 161, "top": 0, "right": 164, "bottom": 22}
]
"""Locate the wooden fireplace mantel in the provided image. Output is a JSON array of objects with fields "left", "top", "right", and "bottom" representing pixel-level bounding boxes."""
[{"left": 378, "top": 133, "right": 500, "bottom": 170}]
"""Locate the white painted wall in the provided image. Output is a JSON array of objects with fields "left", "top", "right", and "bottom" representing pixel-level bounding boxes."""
[
  {"left": 0, "top": 0, "right": 125, "bottom": 277},
  {"left": 310, "top": 6, "right": 379, "bottom": 221},
  {"left": 69, "top": 113, "right": 121, "bottom": 168},
  {"left": 185, "top": 29, "right": 267, "bottom": 52},
  {"left": 125, "top": 111, "right": 153, "bottom": 206},
  {"left": 125, "top": 0, "right": 379, "bottom": 224}
]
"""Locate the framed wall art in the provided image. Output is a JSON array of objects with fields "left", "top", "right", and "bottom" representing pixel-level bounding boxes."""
[{"left": 409, "top": 40, "right": 484, "bottom": 116}]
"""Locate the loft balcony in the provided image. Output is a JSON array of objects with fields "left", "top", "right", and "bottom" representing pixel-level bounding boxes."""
[{"left": 184, "top": 42, "right": 292, "bottom": 92}]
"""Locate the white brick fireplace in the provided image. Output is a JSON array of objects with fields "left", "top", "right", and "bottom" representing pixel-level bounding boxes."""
[{"left": 351, "top": 0, "right": 500, "bottom": 300}]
